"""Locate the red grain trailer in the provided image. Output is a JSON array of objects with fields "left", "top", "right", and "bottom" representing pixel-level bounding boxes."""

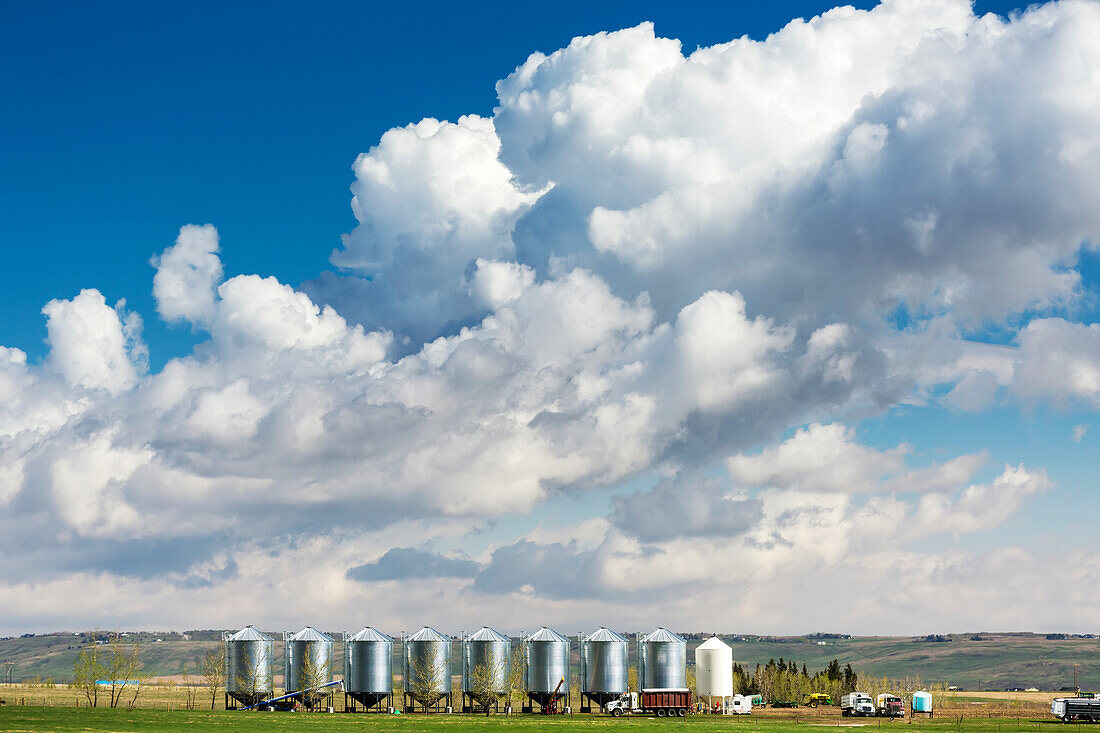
[{"left": 609, "top": 688, "right": 691, "bottom": 717}]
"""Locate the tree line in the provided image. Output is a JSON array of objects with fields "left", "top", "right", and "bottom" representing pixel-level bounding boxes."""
[{"left": 732, "top": 657, "right": 858, "bottom": 702}]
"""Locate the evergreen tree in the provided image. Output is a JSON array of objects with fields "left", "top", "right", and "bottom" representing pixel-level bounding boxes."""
[{"left": 843, "top": 663, "right": 857, "bottom": 692}]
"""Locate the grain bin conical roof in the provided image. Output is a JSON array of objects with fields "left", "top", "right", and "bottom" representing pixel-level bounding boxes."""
[
  {"left": 467, "top": 626, "right": 509, "bottom": 642},
  {"left": 288, "top": 626, "right": 333, "bottom": 642},
  {"left": 642, "top": 627, "right": 684, "bottom": 643},
  {"left": 584, "top": 627, "right": 628, "bottom": 643},
  {"left": 347, "top": 626, "right": 392, "bottom": 642},
  {"left": 527, "top": 626, "right": 569, "bottom": 642},
  {"left": 408, "top": 626, "right": 450, "bottom": 642},
  {"left": 227, "top": 625, "right": 272, "bottom": 641}
]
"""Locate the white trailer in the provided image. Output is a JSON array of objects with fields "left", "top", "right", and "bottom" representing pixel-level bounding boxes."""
[
  {"left": 840, "top": 692, "right": 875, "bottom": 717},
  {"left": 1052, "top": 698, "right": 1100, "bottom": 723}
]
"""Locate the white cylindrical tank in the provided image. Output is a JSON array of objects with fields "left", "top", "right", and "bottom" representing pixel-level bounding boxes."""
[{"left": 695, "top": 636, "right": 733, "bottom": 701}]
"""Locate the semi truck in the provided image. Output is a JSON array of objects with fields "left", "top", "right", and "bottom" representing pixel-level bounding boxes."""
[
  {"left": 1051, "top": 698, "right": 1100, "bottom": 722},
  {"left": 875, "top": 694, "right": 904, "bottom": 718},
  {"left": 840, "top": 692, "right": 876, "bottom": 717},
  {"left": 607, "top": 688, "right": 691, "bottom": 717}
]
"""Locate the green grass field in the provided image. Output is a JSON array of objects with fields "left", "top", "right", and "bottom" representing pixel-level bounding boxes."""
[{"left": 0, "top": 707, "right": 1068, "bottom": 733}]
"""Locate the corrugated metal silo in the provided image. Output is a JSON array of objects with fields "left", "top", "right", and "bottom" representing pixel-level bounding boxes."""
[
  {"left": 402, "top": 626, "right": 452, "bottom": 712},
  {"left": 524, "top": 626, "right": 570, "bottom": 713},
  {"left": 344, "top": 626, "right": 393, "bottom": 712},
  {"left": 223, "top": 625, "right": 275, "bottom": 708},
  {"left": 284, "top": 626, "right": 334, "bottom": 708},
  {"left": 639, "top": 627, "right": 687, "bottom": 689},
  {"left": 461, "top": 626, "right": 511, "bottom": 712},
  {"left": 580, "top": 627, "right": 628, "bottom": 711}
]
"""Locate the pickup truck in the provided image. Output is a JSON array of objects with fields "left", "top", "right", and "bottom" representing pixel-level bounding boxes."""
[{"left": 607, "top": 688, "right": 691, "bottom": 717}]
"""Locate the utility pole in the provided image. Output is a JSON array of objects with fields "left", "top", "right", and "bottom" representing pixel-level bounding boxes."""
[{"left": 1075, "top": 664, "right": 1079, "bottom": 693}]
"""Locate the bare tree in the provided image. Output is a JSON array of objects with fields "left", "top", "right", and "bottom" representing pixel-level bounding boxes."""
[
  {"left": 505, "top": 647, "right": 526, "bottom": 711},
  {"left": 628, "top": 665, "right": 638, "bottom": 692},
  {"left": 408, "top": 653, "right": 445, "bottom": 712},
  {"left": 200, "top": 648, "right": 226, "bottom": 710},
  {"left": 234, "top": 655, "right": 267, "bottom": 707},
  {"left": 103, "top": 636, "right": 146, "bottom": 708},
  {"left": 72, "top": 641, "right": 105, "bottom": 707},
  {"left": 296, "top": 653, "right": 331, "bottom": 710},
  {"left": 181, "top": 663, "right": 197, "bottom": 710},
  {"left": 468, "top": 660, "right": 506, "bottom": 716}
]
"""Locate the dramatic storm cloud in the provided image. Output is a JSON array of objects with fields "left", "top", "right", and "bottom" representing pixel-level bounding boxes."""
[{"left": 2, "top": 0, "right": 1099, "bottom": 635}]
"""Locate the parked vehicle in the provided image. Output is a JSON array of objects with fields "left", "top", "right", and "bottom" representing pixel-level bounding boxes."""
[
  {"left": 1052, "top": 698, "right": 1100, "bottom": 723},
  {"left": 607, "top": 688, "right": 691, "bottom": 717},
  {"left": 803, "top": 692, "right": 833, "bottom": 707},
  {"left": 729, "top": 695, "right": 753, "bottom": 715},
  {"left": 840, "top": 692, "right": 875, "bottom": 717},
  {"left": 876, "top": 694, "right": 904, "bottom": 718}
]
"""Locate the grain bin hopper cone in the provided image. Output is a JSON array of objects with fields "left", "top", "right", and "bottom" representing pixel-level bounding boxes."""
[{"left": 223, "top": 625, "right": 275, "bottom": 710}]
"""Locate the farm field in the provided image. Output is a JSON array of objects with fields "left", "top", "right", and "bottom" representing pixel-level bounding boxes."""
[
  {"left": 0, "top": 687, "right": 1059, "bottom": 717},
  {"left": 0, "top": 706, "right": 1070, "bottom": 733}
]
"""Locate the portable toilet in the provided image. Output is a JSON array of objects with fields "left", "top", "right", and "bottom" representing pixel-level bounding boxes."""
[{"left": 912, "top": 691, "right": 933, "bottom": 716}]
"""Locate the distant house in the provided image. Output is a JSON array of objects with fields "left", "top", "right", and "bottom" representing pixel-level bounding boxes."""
[{"left": 1025, "top": 687, "right": 1039, "bottom": 692}]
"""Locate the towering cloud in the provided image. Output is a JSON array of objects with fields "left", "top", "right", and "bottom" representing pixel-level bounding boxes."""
[{"left": 1, "top": 0, "right": 1098, "bottom": 634}]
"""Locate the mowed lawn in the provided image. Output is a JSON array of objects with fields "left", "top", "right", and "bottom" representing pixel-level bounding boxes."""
[{"left": 0, "top": 708, "right": 1068, "bottom": 733}]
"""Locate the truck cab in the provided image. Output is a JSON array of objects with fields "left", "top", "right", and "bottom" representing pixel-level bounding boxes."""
[
  {"left": 876, "top": 694, "right": 904, "bottom": 718},
  {"left": 607, "top": 692, "right": 638, "bottom": 716}
]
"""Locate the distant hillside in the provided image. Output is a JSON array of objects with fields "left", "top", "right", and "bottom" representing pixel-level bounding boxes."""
[
  {"left": 696, "top": 632, "right": 1099, "bottom": 691},
  {"left": 2, "top": 630, "right": 1096, "bottom": 691}
]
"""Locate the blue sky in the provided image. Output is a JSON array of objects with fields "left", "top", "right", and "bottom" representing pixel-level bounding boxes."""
[
  {"left": 1, "top": 0, "right": 1098, "bottom": 635},
  {"left": 1, "top": 0, "right": 1026, "bottom": 368}
]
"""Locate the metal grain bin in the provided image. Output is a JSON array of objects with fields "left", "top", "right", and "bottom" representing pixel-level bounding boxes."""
[
  {"left": 639, "top": 627, "right": 686, "bottom": 689},
  {"left": 462, "top": 626, "right": 511, "bottom": 694},
  {"left": 403, "top": 626, "right": 452, "bottom": 706},
  {"left": 284, "top": 626, "right": 334, "bottom": 695},
  {"left": 524, "top": 626, "right": 571, "bottom": 713},
  {"left": 344, "top": 627, "right": 393, "bottom": 711},
  {"left": 525, "top": 626, "right": 570, "bottom": 694},
  {"left": 580, "top": 627, "right": 628, "bottom": 711},
  {"left": 345, "top": 627, "right": 393, "bottom": 693},
  {"left": 224, "top": 625, "right": 275, "bottom": 707}
]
